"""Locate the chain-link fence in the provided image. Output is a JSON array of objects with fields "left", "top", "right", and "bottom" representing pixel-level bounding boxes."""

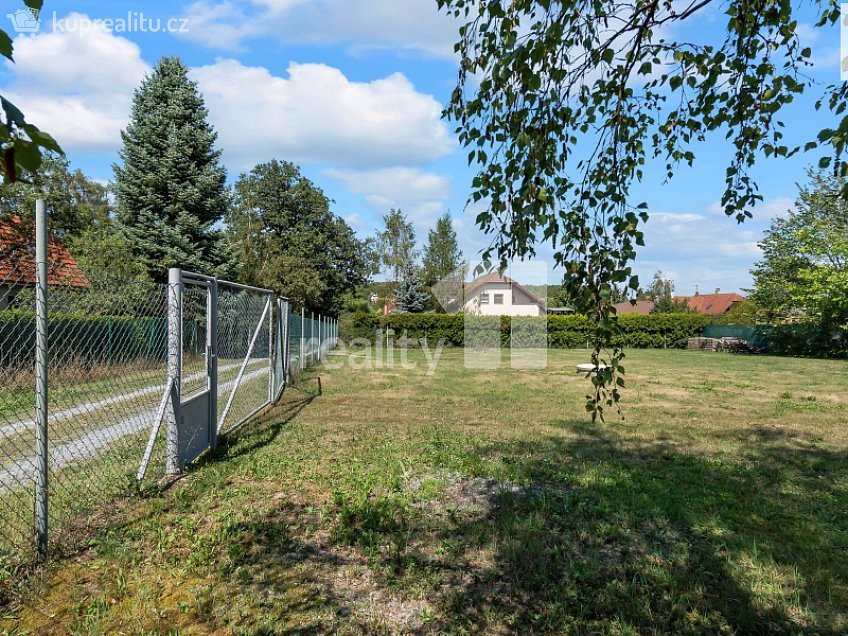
[{"left": 0, "top": 204, "right": 338, "bottom": 571}]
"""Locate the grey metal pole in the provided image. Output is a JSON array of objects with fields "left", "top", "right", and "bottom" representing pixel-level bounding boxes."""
[
  {"left": 166, "top": 268, "right": 182, "bottom": 474},
  {"left": 300, "top": 307, "right": 305, "bottom": 370},
  {"left": 208, "top": 277, "right": 218, "bottom": 449},
  {"left": 34, "top": 198, "right": 48, "bottom": 562},
  {"left": 318, "top": 315, "right": 322, "bottom": 362},
  {"left": 283, "top": 301, "right": 291, "bottom": 382},
  {"left": 268, "top": 293, "right": 274, "bottom": 403},
  {"left": 311, "top": 311, "right": 315, "bottom": 364}
]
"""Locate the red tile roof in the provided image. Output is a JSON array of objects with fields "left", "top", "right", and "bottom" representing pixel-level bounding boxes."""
[
  {"left": 465, "top": 271, "right": 545, "bottom": 307},
  {"left": 675, "top": 293, "right": 744, "bottom": 316},
  {"left": 0, "top": 216, "right": 89, "bottom": 288},
  {"left": 613, "top": 300, "right": 655, "bottom": 315}
]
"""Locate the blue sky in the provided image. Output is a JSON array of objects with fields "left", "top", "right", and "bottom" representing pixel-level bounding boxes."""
[{"left": 0, "top": 0, "right": 842, "bottom": 293}]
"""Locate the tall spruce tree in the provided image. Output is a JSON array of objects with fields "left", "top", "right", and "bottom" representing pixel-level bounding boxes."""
[
  {"left": 114, "top": 56, "right": 228, "bottom": 281},
  {"left": 422, "top": 212, "right": 462, "bottom": 287}
]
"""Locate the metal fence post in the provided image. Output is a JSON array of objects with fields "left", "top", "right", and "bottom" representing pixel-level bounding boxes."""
[
  {"left": 268, "top": 293, "right": 274, "bottom": 402},
  {"left": 166, "top": 268, "right": 182, "bottom": 474},
  {"left": 208, "top": 277, "right": 218, "bottom": 449},
  {"left": 318, "top": 315, "right": 322, "bottom": 362},
  {"left": 34, "top": 198, "right": 49, "bottom": 561},
  {"left": 300, "top": 307, "right": 305, "bottom": 370},
  {"left": 283, "top": 301, "right": 291, "bottom": 382}
]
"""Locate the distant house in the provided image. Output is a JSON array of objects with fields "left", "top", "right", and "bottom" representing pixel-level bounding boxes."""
[
  {"left": 675, "top": 289, "right": 745, "bottom": 316},
  {"left": 463, "top": 272, "right": 546, "bottom": 316},
  {"left": 613, "top": 300, "right": 655, "bottom": 315},
  {"left": 0, "top": 216, "right": 89, "bottom": 309}
]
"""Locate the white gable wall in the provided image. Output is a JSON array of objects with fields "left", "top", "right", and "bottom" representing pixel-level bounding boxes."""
[{"left": 463, "top": 282, "right": 543, "bottom": 316}]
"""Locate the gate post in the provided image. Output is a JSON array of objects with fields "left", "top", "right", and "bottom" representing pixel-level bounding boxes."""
[
  {"left": 208, "top": 277, "right": 218, "bottom": 449},
  {"left": 283, "top": 300, "right": 291, "bottom": 383},
  {"left": 166, "top": 268, "right": 183, "bottom": 474},
  {"left": 34, "top": 198, "right": 49, "bottom": 561},
  {"left": 268, "top": 293, "right": 274, "bottom": 403}
]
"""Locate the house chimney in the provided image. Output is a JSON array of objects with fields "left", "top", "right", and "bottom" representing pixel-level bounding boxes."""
[{"left": 715, "top": 287, "right": 720, "bottom": 294}]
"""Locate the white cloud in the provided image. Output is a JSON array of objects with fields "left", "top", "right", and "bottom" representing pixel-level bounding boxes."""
[
  {"left": 192, "top": 60, "right": 454, "bottom": 171},
  {"left": 325, "top": 167, "right": 452, "bottom": 228},
  {"left": 1, "top": 23, "right": 453, "bottom": 169},
  {"left": 2, "top": 15, "right": 150, "bottom": 152},
  {"left": 634, "top": 203, "right": 782, "bottom": 293},
  {"left": 179, "top": 0, "right": 459, "bottom": 58},
  {"left": 706, "top": 196, "right": 794, "bottom": 221}
]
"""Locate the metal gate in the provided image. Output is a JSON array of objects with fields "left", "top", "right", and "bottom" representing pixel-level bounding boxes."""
[{"left": 137, "top": 269, "right": 282, "bottom": 478}]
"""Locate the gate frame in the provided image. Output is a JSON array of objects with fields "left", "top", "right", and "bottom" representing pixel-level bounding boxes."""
[{"left": 138, "top": 270, "right": 285, "bottom": 478}]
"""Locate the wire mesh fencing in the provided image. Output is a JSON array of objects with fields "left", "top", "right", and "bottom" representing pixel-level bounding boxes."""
[{"left": 0, "top": 207, "right": 339, "bottom": 571}]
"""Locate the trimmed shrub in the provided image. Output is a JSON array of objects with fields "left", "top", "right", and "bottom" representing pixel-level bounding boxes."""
[{"left": 341, "top": 312, "right": 710, "bottom": 349}]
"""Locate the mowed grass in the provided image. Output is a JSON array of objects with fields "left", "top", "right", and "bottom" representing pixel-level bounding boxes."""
[{"left": 2, "top": 348, "right": 847, "bottom": 635}]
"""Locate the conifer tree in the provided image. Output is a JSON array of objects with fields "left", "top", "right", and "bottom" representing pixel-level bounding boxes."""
[
  {"left": 114, "top": 56, "right": 228, "bottom": 281},
  {"left": 422, "top": 212, "right": 462, "bottom": 287},
  {"left": 395, "top": 261, "right": 429, "bottom": 313}
]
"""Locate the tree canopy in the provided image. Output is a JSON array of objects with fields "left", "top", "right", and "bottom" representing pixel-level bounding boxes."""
[
  {"left": 0, "top": 153, "right": 108, "bottom": 236},
  {"left": 751, "top": 169, "right": 848, "bottom": 334},
  {"left": 227, "top": 159, "right": 370, "bottom": 315},
  {"left": 114, "top": 56, "right": 229, "bottom": 282},
  {"left": 437, "top": 0, "right": 847, "bottom": 418},
  {"left": 376, "top": 209, "right": 416, "bottom": 283}
]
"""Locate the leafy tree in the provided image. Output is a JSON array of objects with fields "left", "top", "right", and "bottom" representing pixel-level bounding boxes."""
[
  {"left": 0, "top": 1, "right": 62, "bottom": 183},
  {"left": 422, "top": 212, "right": 463, "bottom": 287},
  {"left": 395, "top": 262, "right": 429, "bottom": 313},
  {"left": 712, "top": 299, "right": 765, "bottom": 326},
  {"left": 114, "top": 57, "right": 228, "bottom": 282},
  {"left": 438, "top": 0, "right": 848, "bottom": 419},
  {"left": 227, "top": 160, "right": 369, "bottom": 315},
  {"left": 651, "top": 297, "right": 692, "bottom": 315},
  {"left": 751, "top": 169, "right": 848, "bottom": 333},
  {"left": 67, "top": 226, "right": 151, "bottom": 282},
  {"left": 644, "top": 271, "right": 673, "bottom": 303},
  {"left": 377, "top": 209, "right": 416, "bottom": 283},
  {"left": 0, "top": 153, "right": 109, "bottom": 237},
  {"left": 633, "top": 270, "right": 687, "bottom": 313}
]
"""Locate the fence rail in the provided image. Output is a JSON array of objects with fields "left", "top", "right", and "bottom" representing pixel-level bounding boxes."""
[{"left": 0, "top": 201, "right": 338, "bottom": 569}]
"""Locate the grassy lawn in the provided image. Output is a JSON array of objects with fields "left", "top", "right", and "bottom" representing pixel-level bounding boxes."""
[{"left": 2, "top": 348, "right": 847, "bottom": 635}]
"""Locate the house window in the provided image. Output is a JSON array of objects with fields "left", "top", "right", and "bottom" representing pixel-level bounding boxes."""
[
  {"left": 493, "top": 293, "right": 504, "bottom": 305},
  {"left": 480, "top": 293, "right": 489, "bottom": 304}
]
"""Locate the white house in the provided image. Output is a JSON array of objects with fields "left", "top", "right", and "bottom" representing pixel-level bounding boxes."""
[{"left": 463, "top": 272, "right": 546, "bottom": 316}]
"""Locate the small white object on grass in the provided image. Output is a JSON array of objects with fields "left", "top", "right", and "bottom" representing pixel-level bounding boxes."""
[{"left": 576, "top": 363, "right": 612, "bottom": 374}]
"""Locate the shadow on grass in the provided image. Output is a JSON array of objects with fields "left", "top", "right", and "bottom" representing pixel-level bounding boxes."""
[
  {"left": 198, "top": 377, "right": 321, "bottom": 467},
  {"left": 7, "top": 382, "right": 846, "bottom": 634},
  {"left": 226, "top": 419, "right": 847, "bottom": 634}
]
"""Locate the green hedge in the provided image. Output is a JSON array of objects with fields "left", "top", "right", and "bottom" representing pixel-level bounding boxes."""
[
  {"left": 341, "top": 312, "right": 709, "bottom": 349},
  {"left": 0, "top": 309, "right": 170, "bottom": 368},
  {"left": 762, "top": 322, "right": 847, "bottom": 359}
]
